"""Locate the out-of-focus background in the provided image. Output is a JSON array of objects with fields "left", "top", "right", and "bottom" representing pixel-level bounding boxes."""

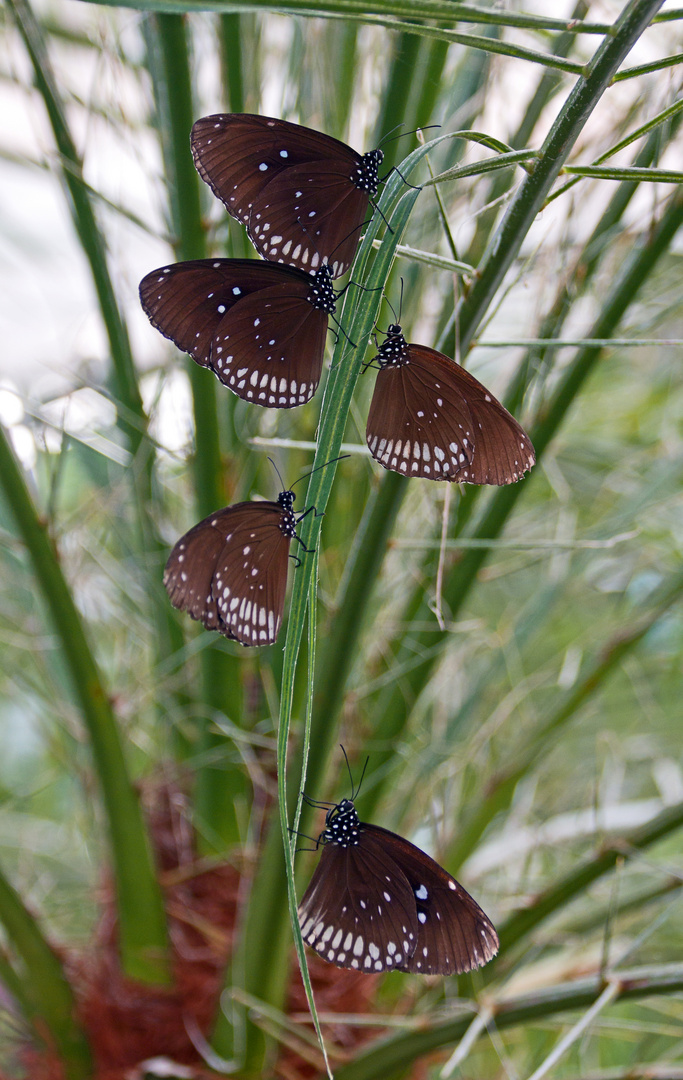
[{"left": 0, "top": 1, "right": 682, "bottom": 1077}]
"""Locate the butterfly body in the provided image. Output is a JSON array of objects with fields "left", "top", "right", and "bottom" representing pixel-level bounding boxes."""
[
  {"left": 191, "top": 113, "right": 382, "bottom": 278},
  {"left": 366, "top": 324, "right": 535, "bottom": 484},
  {"left": 298, "top": 797, "right": 499, "bottom": 975},
  {"left": 139, "top": 259, "right": 335, "bottom": 408},
  {"left": 163, "top": 488, "right": 302, "bottom": 646}
]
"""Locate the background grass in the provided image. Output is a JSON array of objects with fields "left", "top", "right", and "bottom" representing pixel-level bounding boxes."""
[{"left": 0, "top": 1, "right": 682, "bottom": 1078}]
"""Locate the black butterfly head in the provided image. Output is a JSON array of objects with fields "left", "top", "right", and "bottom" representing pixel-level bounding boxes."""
[
  {"left": 376, "top": 323, "right": 409, "bottom": 368},
  {"left": 276, "top": 488, "right": 297, "bottom": 537},
  {"left": 321, "top": 798, "right": 361, "bottom": 847},
  {"left": 307, "top": 264, "right": 337, "bottom": 313},
  {"left": 277, "top": 488, "right": 296, "bottom": 512},
  {"left": 354, "top": 148, "right": 383, "bottom": 195}
]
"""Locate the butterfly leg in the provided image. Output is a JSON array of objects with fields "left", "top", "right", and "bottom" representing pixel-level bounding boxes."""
[
  {"left": 296, "top": 504, "right": 324, "bottom": 524},
  {"left": 379, "top": 164, "right": 421, "bottom": 192},
  {"left": 288, "top": 824, "right": 320, "bottom": 852},
  {"left": 329, "top": 313, "right": 356, "bottom": 349}
]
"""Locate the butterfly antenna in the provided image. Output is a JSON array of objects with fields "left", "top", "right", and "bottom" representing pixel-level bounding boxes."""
[
  {"left": 390, "top": 163, "right": 422, "bottom": 192},
  {"left": 291, "top": 454, "right": 351, "bottom": 490},
  {"left": 384, "top": 291, "right": 399, "bottom": 327},
  {"left": 377, "top": 124, "right": 439, "bottom": 190},
  {"left": 398, "top": 278, "right": 404, "bottom": 323},
  {"left": 267, "top": 456, "right": 288, "bottom": 493},
  {"left": 340, "top": 744, "right": 355, "bottom": 797},
  {"left": 378, "top": 122, "right": 441, "bottom": 148},
  {"left": 356, "top": 756, "right": 370, "bottom": 798},
  {"left": 329, "top": 219, "right": 366, "bottom": 262},
  {"left": 368, "top": 198, "right": 394, "bottom": 235}
]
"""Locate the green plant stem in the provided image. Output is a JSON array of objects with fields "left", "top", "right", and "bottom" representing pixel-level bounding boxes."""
[
  {"left": 10, "top": 0, "right": 186, "bottom": 717},
  {"left": 218, "top": 13, "right": 245, "bottom": 111},
  {"left": 304, "top": 473, "right": 408, "bottom": 803},
  {"left": 144, "top": 13, "right": 246, "bottom": 851},
  {"left": 213, "top": 134, "right": 441, "bottom": 1069},
  {"left": 0, "top": 427, "right": 170, "bottom": 984},
  {"left": 562, "top": 164, "right": 683, "bottom": 182},
  {"left": 458, "top": 0, "right": 666, "bottom": 355},
  {"left": 8, "top": 0, "right": 145, "bottom": 451},
  {"left": 464, "top": 0, "right": 595, "bottom": 267},
  {"left": 82, "top": 0, "right": 615, "bottom": 35},
  {"left": 333, "top": 963, "right": 683, "bottom": 1080},
  {"left": 0, "top": 869, "right": 91, "bottom": 1077},
  {"left": 0, "top": 867, "right": 92, "bottom": 1079}
]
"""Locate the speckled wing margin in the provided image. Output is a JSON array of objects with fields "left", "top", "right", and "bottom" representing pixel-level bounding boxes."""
[
  {"left": 139, "top": 259, "right": 331, "bottom": 408},
  {"left": 366, "top": 345, "right": 535, "bottom": 484},
  {"left": 163, "top": 501, "right": 291, "bottom": 646},
  {"left": 298, "top": 838, "right": 420, "bottom": 973},
  {"left": 364, "top": 825, "right": 499, "bottom": 975}
]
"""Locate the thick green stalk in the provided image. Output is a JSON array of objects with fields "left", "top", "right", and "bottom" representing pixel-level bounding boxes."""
[
  {"left": 465, "top": 0, "right": 589, "bottom": 267},
  {"left": 144, "top": 14, "right": 246, "bottom": 850},
  {"left": 458, "top": 0, "right": 666, "bottom": 354},
  {"left": 212, "top": 137, "right": 437, "bottom": 1069},
  {"left": 358, "top": 183, "right": 683, "bottom": 820},
  {"left": 218, "top": 13, "right": 246, "bottom": 112},
  {"left": 373, "top": 31, "right": 423, "bottom": 173},
  {"left": 327, "top": 21, "right": 359, "bottom": 134},
  {"left": 218, "top": 12, "right": 256, "bottom": 260},
  {"left": 10, "top": 0, "right": 185, "bottom": 714},
  {"left": 0, "top": 866, "right": 92, "bottom": 1079},
  {"left": 0, "top": 427, "right": 169, "bottom": 984},
  {"left": 333, "top": 962, "right": 683, "bottom": 1080},
  {"left": 143, "top": 15, "right": 224, "bottom": 514}
]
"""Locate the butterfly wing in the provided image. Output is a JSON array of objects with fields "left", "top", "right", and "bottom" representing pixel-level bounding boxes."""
[
  {"left": 164, "top": 501, "right": 291, "bottom": 646},
  {"left": 456, "top": 363, "right": 536, "bottom": 484},
  {"left": 366, "top": 345, "right": 535, "bottom": 484},
  {"left": 139, "top": 259, "right": 327, "bottom": 407},
  {"left": 163, "top": 507, "right": 236, "bottom": 634},
  {"left": 363, "top": 825, "right": 499, "bottom": 975},
  {"left": 191, "top": 114, "right": 368, "bottom": 278},
  {"left": 211, "top": 282, "right": 327, "bottom": 407},
  {"left": 298, "top": 838, "right": 420, "bottom": 973},
  {"left": 247, "top": 160, "right": 370, "bottom": 278}
]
